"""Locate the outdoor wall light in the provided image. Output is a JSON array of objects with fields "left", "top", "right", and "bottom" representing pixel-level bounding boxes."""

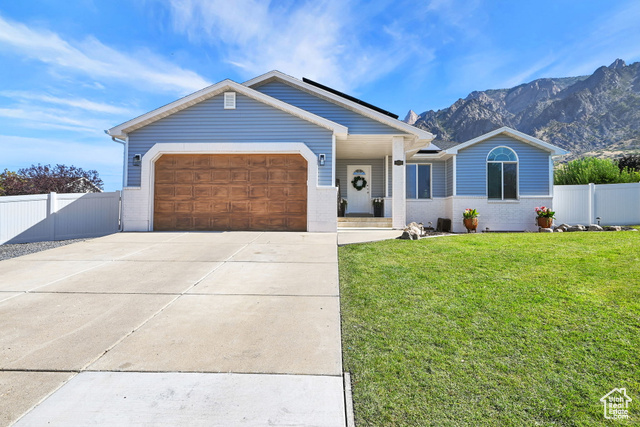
[
  {"left": 133, "top": 154, "right": 142, "bottom": 166},
  {"left": 318, "top": 154, "right": 326, "bottom": 166}
]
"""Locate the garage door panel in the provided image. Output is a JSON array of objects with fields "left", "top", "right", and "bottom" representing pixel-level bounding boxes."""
[
  {"left": 268, "top": 187, "right": 287, "bottom": 200},
  {"left": 211, "top": 216, "right": 230, "bottom": 230},
  {"left": 250, "top": 201, "right": 268, "bottom": 213},
  {"left": 287, "top": 186, "right": 306, "bottom": 198},
  {"left": 231, "top": 170, "right": 249, "bottom": 182},
  {"left": 230, "top": 156, "right": 250, "bottom": 168},
  {"left": 156, "top": 170, "right": 175, "bottom": 183},
  {"left": 268, "top": 170, "right": 287, "bottom": 183},
  {"left": 230, "top": 217, "right": 251, "bottom": 229},
  {"left": 194, "top": 171, "right": 212, "bottom": 183},
  {"left": 154, "top": 154, "right": 307, "bottom": 231},
  {"left": 287, "top": 156, "right": 307, "bottom": 169},
  {"left": 212, "top": 170, "right": 231, "bottom": 182},
  {"left": 268, "top": 156, "right": 287, "bottom": 168},
  {"left": 193, "top": 186, "right": 212, "bottom": 198},
  {"left": 250, "top": 186, "right": 268, "bottom": 198},
  {"left": 211, "top": 202, "right": 230, "bottom": 214},
  {"left": 156, "top": 185, "right": 175, "bottom": 197},
  {"left": 193, "top": 201, "right": 211, "bottom": 213},
  {"left": 230, "top": 186, "right": 249, "bottom": 199},
  {"left": 287, "top": 201, "right": 306, "bottom": 214},
  {"left": 249, "top": 170, "right": 268, "bottom": 183},
  {"left": 155, "top": 201, "right": 174, "bottom": 213},
  {"left": 230, "top": 201, "right": 249, "bottom": 213},
  {"left": 175, "top": 202, "right": 193, "bottom": 213},
  {"left": 288, "top": 171, "right": 306, "bottom": 182},
  {"left": 287, "top": 217, "right": 307, "bottom": 231},
  {"left": 176, "top": 171, "right": 194, "bottom": 183},
  {"left": 250, "top": 155, "right": 268, "bottom": 167}
]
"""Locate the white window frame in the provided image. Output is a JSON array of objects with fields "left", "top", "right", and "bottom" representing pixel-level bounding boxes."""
[
  {"left": 486, "top": 146, "right": 519, "bottom": 200},
  {"left": 405, "top": 163, "right": 433, "bottom": 199},
  {"left": 223, "top": 92, "right": 236, "bottom": 109}
]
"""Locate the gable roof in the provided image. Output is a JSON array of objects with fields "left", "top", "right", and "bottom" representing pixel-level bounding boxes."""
[
  {"left": 107, "top": 79, "right": 348, "bottom": 139},
  {"left": 444, "top": 126, "right": 569, "bottom": 156},
  {"left": 244, "top": 71, "right": 434, "bottom": 142}
]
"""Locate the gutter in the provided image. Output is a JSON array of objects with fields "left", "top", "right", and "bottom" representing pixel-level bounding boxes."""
[{"left": 105, "top": 130, "right": 126, "bottom": 232}]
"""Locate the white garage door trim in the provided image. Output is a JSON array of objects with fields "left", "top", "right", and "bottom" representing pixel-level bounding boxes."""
[{"left": 122, "top": 142, "right": 337, "bottom": 232}]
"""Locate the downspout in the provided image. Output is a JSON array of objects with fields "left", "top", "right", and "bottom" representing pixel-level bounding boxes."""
[{"left": 105, "top": 130, "right": 126, "bottom": 231}]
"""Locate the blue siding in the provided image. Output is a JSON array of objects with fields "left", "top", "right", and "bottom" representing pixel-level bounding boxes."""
[
  {"left": 445, "top": 157, "right": 453, "bottom": 197},
  {"left": 406, "top": 160, "right": 447, "bottom": 198},
  {"left": 127, "top": 93, "right": 333, "bottom": 187},
  {"left": 336, "top": 159, "right": 385, "bottom": 198},
  {"left": 254, "top": 81, "right": 402, "bottom": 135},
  {"left": 456, "top": 135, "right": 550, "bottom": 196}
]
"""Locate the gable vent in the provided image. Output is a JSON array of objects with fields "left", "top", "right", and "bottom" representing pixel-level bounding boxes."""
[{"left": 224, "top": 92, "right": 236, "bottom": 109}]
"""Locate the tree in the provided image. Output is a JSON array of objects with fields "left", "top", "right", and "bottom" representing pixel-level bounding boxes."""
[
  {"left": 554, "top": 157, "right": 640, "bottom": 185},
  {"left": 0, "top": 164, "right": 103, "bottom": 196},
  {"left": 617, "top": 154, "right": 640, "bottom": 172}
]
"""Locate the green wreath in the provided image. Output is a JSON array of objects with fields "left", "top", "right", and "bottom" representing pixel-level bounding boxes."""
[{"left": 351, "top": 176, "right": 367, "bottom": 191}]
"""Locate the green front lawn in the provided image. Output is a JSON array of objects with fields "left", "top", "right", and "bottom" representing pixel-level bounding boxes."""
[{"left": 339, "top": 233, "right": 640, "bottom": 426}]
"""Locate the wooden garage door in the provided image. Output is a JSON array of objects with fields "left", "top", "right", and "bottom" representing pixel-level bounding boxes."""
[{"left": 154, "top": 154, "right": 307, "bottom": 231}]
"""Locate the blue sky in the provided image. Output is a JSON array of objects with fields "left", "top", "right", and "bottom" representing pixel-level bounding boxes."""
[{"left": 1, "top": 0, "right": 639, "bottom": 191}]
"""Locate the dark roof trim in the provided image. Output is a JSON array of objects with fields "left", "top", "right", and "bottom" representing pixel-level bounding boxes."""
[
  {"left": 417, "top": 149, "right": 442, "bottom": 154},
  {"left": 302, "top": 77, "right": 399, "bottom": 119}
]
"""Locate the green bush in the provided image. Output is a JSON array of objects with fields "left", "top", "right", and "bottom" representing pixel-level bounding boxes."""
[{"left": 555, "top": 157, "right": 640, "bottom": 185}]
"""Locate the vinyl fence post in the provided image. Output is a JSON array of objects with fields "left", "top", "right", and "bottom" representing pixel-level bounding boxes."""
[
  {"left": 49, "top": 192, "right": 58, "bottom": 240},
  {"left": 588, "top": 183, "right": 596, "bottom": 225}
]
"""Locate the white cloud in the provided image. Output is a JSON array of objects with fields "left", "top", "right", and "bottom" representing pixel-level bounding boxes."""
[
  {"left": 165, "top": 0, "right": 426, "bottom": 92},
  {"left": 0, "top": 106, "right": 111, "bottom": 134},
  {"left": 0, "top": 91, "right": 134, "bottom": 115},
  {"left": 0, "top": 14, "right": 211, "bottom": 95}
]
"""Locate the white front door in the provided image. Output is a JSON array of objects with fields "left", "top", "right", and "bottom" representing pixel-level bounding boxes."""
[{"left": 346, "top": 165, "right": 372, "bottom": 214}]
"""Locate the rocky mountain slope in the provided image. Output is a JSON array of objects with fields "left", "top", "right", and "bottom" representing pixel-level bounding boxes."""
[{"left": 407, "top": 59, "right": 640, "bottom": 158}]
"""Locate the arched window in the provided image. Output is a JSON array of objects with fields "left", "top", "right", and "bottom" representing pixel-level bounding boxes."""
[{"left": 487, "top": 146, "right": 518, "bottom": 199}]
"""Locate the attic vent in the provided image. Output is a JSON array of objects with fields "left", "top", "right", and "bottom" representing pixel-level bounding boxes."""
[{"left": 224, "top": 92, "right": 236, "bottom": 109}]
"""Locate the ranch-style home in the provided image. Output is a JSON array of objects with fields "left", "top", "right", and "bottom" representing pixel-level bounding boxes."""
[{"left": 107, "top": 71, "right": 568, "bottom": 233}]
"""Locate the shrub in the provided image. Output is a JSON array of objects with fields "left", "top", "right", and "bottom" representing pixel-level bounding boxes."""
[{"left": 555, "top": 157, "right": 640, "bottom": 185}]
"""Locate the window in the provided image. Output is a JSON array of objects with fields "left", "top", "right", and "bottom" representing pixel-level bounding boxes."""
[
  {"left": 405, "top": 164, "right": 431, "bottom": 199},
  {"left": 487, "top": 146, "right": 518, "bottom": 199},
  {"left": 224, "top": 92, "right": 236, "bottom": 109}
]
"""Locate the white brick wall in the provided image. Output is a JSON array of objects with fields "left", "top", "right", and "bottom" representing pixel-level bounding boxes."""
[
  {"left": 406, "top": 198, "right": 448, "bottom": 228},
  {"left": 121, "top": 187, "right": 150, "bottom": 231},
  {"left": 308, "top": 186, "right": 338, "bottom": 232},
  {"left": 450, "top": 196, "right": 553, "bottom": 232}
]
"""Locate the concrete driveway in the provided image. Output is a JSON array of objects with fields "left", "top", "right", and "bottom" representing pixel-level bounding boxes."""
[{"left": 0, "top": 232, "right": 345, "bottom": 427}]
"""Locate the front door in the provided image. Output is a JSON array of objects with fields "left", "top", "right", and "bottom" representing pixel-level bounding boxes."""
[{"left": 346, "top": 165, "right": 372, "bottom": 214}]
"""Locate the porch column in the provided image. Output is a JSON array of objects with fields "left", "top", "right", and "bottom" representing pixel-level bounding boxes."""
[{"left": 392, "top": 136, "right": 406, "bottom": 229}]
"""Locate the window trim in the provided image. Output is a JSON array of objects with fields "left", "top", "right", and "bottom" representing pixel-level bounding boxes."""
[
  {"left": 405, "top": 163, "right": 433, "bottom": 200},
  {"left": 486, "top": 146, "right": 519, "bottom": 200}
]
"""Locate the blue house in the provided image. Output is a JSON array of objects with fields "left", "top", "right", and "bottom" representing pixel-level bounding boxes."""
[{"left": 107, "top": 71, "right": 568, "bottom": 233}]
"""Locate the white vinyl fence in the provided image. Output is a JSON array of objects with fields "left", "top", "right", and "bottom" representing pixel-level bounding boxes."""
[
  {"left": 553, "top": 183, "right": 640, "bottom": 226},
  {"left": 0, "top": 192, "right": 120, "bottom": 245}
]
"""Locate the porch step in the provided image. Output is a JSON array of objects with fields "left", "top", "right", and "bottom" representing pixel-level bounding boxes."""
[{"left": 338, "top": 217, "right": 393, "bottom": 228}]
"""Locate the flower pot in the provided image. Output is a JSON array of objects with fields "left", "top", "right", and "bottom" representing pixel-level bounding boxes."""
[
  {"left": 463, "top": 217, "right": 478, "bottom": 233},
  {"left": 537, "top": 217, "right": 553, "bottom": 228}
]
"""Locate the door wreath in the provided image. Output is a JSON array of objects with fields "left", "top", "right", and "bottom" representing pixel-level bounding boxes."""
[{"left": 351, "top": 176, "right": 367, "bottom": 191}]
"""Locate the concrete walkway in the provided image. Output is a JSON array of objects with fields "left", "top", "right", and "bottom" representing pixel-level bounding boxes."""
[{"left": 0, "top": 232, "right": 345, "bottom": 427}]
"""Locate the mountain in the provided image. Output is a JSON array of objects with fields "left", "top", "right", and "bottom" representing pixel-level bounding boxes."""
[{"left": 407, "top": 59, "right": 640, "bottom": 158}]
